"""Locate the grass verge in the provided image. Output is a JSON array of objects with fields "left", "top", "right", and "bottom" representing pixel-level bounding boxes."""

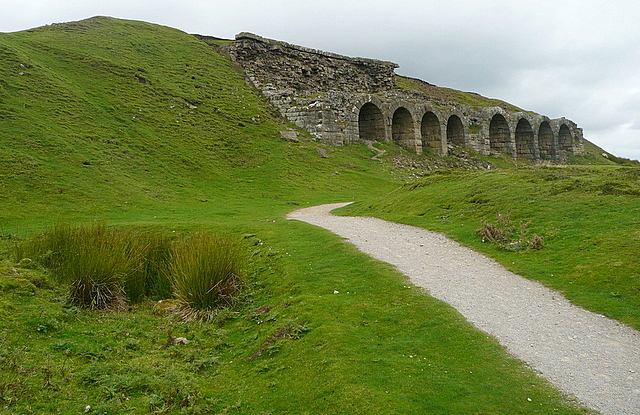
[
  {"left": 342, "top": 165, "right": 640, "bottom": 330},
  {"left": 0, "top": 221, "right": 594, "bottom": 414}
]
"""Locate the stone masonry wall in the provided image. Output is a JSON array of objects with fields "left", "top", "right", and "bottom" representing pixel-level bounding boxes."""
[
  {"left": 227, "top": 33, "right": 585, "bottom": 159},
  {"left": 230, "top": 32, "right": 398, "bottom": 94}
]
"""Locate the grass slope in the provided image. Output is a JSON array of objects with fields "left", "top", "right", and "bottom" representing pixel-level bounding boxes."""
[
  {"left": 343, "top": 166, "right": 640, "bottom": 330},
  {"left": 0, "top": 16, "right": 611, "bottom": 414},
  {"left": 395, "top": 75, "right": 528, "bottom": 113},
  {"left": 0, "top": 16, "right": 391, "bottom": 231}
]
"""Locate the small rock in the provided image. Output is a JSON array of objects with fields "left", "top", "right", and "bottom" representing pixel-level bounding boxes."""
[
  {"left": 316, "top": 148, "right": 328, "bottom": 158},
  {"left": 174, "top": 337, "right": 190, "bottom": 345},
  {"left": 280, "top": 129, "right": 299, "bottom": 142}
]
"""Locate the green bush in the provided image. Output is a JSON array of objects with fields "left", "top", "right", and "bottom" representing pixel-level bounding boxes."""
[{"left": 169, "top": 232, "right": 245, "bottom": 321}]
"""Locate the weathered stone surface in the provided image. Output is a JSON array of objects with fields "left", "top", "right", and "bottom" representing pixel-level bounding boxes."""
[
  {"left": 279, "top": 129, "right": 299, "bottom": 142},
  {"left": 228, "top": 33, "right": 585, "bottom": 161},
  {"left": 231, "top": 32, "right": 398, "bottom": 94}
]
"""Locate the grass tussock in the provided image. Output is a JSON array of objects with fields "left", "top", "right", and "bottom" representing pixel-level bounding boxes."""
[
  {"left": 476, "top": 213, "right": 544, "bottom": 251},
  {"left": 14, "top": 225, "right": 244, "bottom": 314},
  {"left": 169, "top": 232, "right": 245, "bottom": 321},
  {"left": 15, "top": 224, "right": 147, "bottom": 310}
]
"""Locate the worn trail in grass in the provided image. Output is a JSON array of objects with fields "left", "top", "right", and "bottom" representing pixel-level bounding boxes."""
[{"left": 288, "top": 203, "right": 640, "bottom": 415}]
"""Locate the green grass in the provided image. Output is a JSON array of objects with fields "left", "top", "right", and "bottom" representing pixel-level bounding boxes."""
[
  {"left": 395, "top": 75, "right": 528, "bottom": 113},
  {"left": 342, "top": 166, "right": 640, "bottom": 330},
  {"left": 169, "top": 232, "right": 245, "bottom": 319},
  {"left": 0, "top": 225, "right": 592, "bottom": 414},
  {"left": 0, "top": 15, "right": 624, "bottom": 413},
  {"left": 0, "top": 17, "right": 392, "bottom": 231}
]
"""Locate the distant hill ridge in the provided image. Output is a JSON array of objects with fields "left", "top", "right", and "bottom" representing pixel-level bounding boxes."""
[{"left": 0, "top": 13, "right": 625, "bottom": 222}]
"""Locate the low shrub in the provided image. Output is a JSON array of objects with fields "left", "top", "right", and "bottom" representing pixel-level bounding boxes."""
[
  {"left": 169, "top": 232, "right": 245, "bottom": 321},
  {"left": 476, "top": 213, "right": 544, "bottom": 251}
]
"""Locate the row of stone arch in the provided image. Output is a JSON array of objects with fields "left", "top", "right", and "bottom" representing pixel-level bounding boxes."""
[{"left": 357, "top": 100, "right": 577, "bottom": 160}]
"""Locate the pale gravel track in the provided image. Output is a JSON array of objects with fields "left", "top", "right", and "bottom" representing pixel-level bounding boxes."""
[{"left": 287, "top": 202, "right": 640, "bottom": 415}]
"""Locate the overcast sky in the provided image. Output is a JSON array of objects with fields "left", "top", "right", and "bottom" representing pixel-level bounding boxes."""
[{"left": 3, "top": 0, "right": 640, "bottom": 160}]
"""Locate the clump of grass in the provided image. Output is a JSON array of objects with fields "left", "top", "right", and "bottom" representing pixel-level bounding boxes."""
[
  {"left": 15, "top": 224, "right": 149, "bottom": 309},
  {"left": 14, "top": 226, "right": 247, "bottom": 314},
  {"left": 476, "top": 213, "right": 543, "bottom": 251},
  {"left": 124, "top": 231, "right": 173, "bottom": 302},
  {"left": 169, "top": 232, "right": 245, "bottom": 321}
]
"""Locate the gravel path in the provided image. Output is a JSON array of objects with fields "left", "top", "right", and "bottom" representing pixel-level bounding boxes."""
[{"left": 287, "top": 202, "right": 640, "bottom": 415}]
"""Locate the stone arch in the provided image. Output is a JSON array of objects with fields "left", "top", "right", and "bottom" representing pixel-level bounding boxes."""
[
  {"left": 358, "top": 102, "right": 385, "bottom": 141},
  {"left": 558, "top": 124, "right": 573, "bottom": 152},
  {"left": 392, "top": 107, "right": 414, "bottom": 147},
  {"left": 446, "top": 114, "right": 465, "bottom": 147},
  {"left": 538, "top": 121, "right": 554, "bottom": 159},
  {"left": 489, "top": 114, "right": 511, "bottom": 154},
  {"left": 515, "top": 118, "right": 535, "bottom": 159},
  {"left": 420, "top": 111, "right": 442, "bottom": 153}
]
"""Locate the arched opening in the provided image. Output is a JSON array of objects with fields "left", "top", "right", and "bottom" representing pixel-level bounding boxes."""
[
  {"left": 538, "top": 122, "right": 554, "bottom": 159},
  {"left": 446, "top": 115, "right": 464, "bottom": 147},
  {"left": 489, "top": 114, "right": 510, "bottom": 154},
  {"left": 420, "top": 111, "right": 441, "bottom": 153},
  {"left": 515, "top": 118, "right": 535, "bottom": 159},
  {"left": 392, "top": 107, "right": 414, "bottom": 147},
  {"left": 558, "top": 124, "right": 573, "bottom": 152},
  {"left": 358, "top": 103, "right": 385, "bottom": 141}
]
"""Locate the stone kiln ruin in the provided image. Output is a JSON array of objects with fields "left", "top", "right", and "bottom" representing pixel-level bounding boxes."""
[{"left": 229, "top": 32, "right": 584, "bottom": 160}]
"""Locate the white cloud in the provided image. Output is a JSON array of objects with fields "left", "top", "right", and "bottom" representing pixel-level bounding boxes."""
[{"left": 2, "top": 0, "right": 640, "bottom": 159}]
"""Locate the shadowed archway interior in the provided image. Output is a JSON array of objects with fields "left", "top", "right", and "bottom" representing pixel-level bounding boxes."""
[{"left": 358, "top": 103, "right": 385, "bottom": 141}]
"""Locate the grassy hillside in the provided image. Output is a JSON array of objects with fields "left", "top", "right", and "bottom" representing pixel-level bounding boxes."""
[
  {"left": 395, "top": 75, "right": 528, "bottom": 113},
  {"left": 342, "top": 166, "right": 640, "bottom": 330},
  {"left": 0, "top": 16, "right": 622, "bottom": 414},
  {"left": 0, "top": 16, "right": 394, "bottom": 232}
]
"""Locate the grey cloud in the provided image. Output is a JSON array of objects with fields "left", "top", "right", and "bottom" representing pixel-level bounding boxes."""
[{"left": 1, "top": 0, "right": 639, "bottom": 159}]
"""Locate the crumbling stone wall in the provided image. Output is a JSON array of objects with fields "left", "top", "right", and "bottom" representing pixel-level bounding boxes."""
[
  {"left": 227, "top": 32, "right": 584, "bottom": 160},
  {"left": 230, "top": 32, "right": 398, "bottom": 94}
]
